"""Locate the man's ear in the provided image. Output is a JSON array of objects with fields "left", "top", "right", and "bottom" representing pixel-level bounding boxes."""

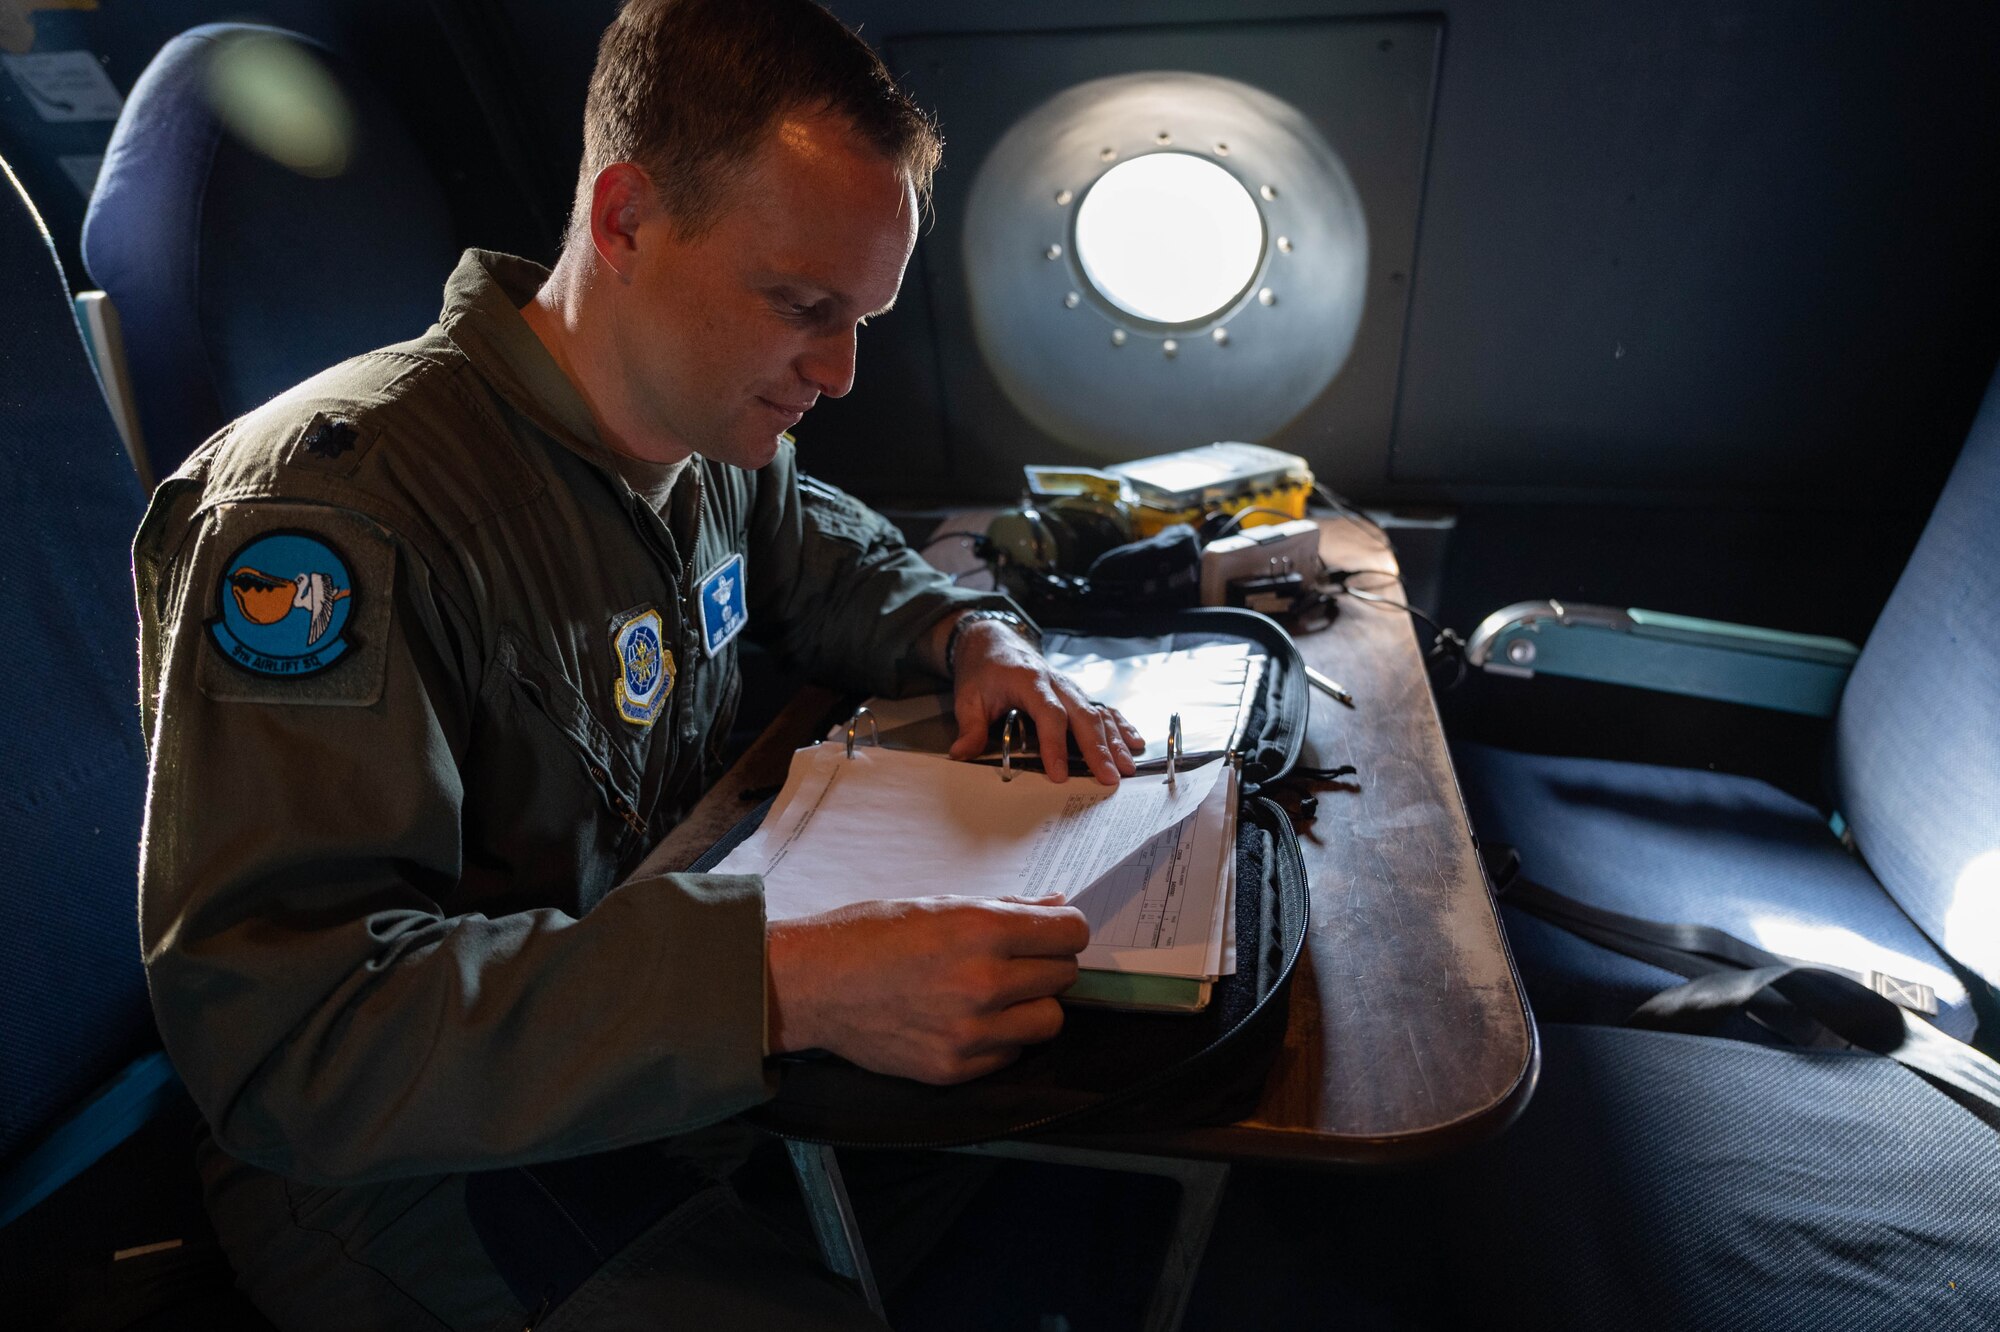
[{"left": 587, "top": 163, "right": 657, "bottom": 280}]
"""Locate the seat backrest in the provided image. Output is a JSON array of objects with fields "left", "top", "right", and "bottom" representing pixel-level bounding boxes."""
[
  {"left": 1838, "top": 363, "right": 2000, "bottom": 989},
  {"left": 0, "top": 155, "right": 153, "bottom": 1167},
  {"left": 81, "top": 23, "right": 457, "bottom": 480}
]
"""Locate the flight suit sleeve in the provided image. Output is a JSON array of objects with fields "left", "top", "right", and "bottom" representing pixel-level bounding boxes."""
[
  {"left": 135, "top": 492, "right": 774, "bottom": 1186},
  {"left": 744, "top": 442, "right": 1022, "bottom": 696}
]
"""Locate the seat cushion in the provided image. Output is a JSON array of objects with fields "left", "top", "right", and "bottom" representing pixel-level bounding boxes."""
[
  {"left": 1453, "top": 740, "right": 1975, "bottom": 1040},
  {"left": 1184, "top": 1023, "right": 2000, "bottom": 1331}
]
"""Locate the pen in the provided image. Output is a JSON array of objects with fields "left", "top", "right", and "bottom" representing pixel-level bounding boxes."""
[{"left": 1305, "top": 666, "right": 1355, "bottom": 707}]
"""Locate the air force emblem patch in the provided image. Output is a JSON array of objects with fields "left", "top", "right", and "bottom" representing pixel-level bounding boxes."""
[
  {"left": 613, "top": 608, "right": 674, "bottom": 726},
  {"left": 209, "top": 532, "right": 355, "bottom": 677},
  {"left": 698, "top": 553, "right": 748, "bottom": 658}
]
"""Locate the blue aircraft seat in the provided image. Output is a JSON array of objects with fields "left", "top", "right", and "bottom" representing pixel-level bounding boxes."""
[
  {"left": 81, "top": 23, "right": 458, "bottom": 481},
  {"left": 0, "top": 155, "right": 167, "bottom": 1227},
  {"left": 1835, "top": 371, "right": 2000, "bottom": 998},
  {"left": 1455, "top": 360, "right": 2000, "bottom": 1041}
]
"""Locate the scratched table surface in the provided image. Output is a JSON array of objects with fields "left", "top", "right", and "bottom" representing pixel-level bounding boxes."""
[{"left": 649, "top": 515, "right": 1537, "bottom": 1167}]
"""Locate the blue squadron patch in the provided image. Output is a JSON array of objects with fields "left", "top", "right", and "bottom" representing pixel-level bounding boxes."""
[
  {"left": 698, "top": 553, "right": 748, "bottom": 658},
  {"left": 613, "top": 608, "right": 674, "bottom": 726},
  {"left": 208, "top": 531, "right": 356, "bottom": 678}
]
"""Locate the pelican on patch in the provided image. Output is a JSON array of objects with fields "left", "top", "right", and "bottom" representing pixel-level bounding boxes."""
[{"left": 228, "top": 566, "right": 351, "bottom": 646}]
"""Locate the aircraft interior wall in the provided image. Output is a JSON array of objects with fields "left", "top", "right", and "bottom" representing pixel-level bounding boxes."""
[
  {"left": 4, "top": 0, "right": 1994, "bottom": 518},
  {"left": 480, "top": 0, "right": 2000, "bottom": 517}
]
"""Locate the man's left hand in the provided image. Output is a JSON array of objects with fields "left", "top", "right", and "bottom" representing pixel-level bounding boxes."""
[{"left": 940, "top": 617, "right": 1144, "bottom": 785}]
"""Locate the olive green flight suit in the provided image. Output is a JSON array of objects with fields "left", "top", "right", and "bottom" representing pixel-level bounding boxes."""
[{"left": 132, "top": 250, "right": 1014, "bottom": 1327}]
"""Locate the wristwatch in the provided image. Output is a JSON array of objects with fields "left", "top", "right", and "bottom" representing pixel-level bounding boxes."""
[{"left": 944, "top": 609, "right": 1042, "bottom": 675}]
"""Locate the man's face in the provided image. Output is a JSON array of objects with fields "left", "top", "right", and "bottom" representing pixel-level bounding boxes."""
[{"left": 613, "top": 112, "right": 919, "bottom": 469}]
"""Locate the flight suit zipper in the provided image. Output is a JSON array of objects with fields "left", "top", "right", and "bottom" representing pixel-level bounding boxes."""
[
  {"left": 682, "top": 465, "right": 708, "bottom": 669},
  {"left": 616, "top": 464, "right": 710, "bottom": 834},
  {"left": 589, "top": 762, "right": 650, "bottom": 839}
]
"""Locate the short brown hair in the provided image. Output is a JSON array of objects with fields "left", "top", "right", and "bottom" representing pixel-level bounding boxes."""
[{"left": 576, "top": 0, "right": 942, "bottom": 240}]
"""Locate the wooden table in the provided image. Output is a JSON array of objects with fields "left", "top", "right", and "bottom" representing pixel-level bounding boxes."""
[
  {"left": 1110, "top": 516, "right": 1539, "bottom": 1165},
  {"left": 655, "top": 514, "right": 1538, "bottom": 1164}
]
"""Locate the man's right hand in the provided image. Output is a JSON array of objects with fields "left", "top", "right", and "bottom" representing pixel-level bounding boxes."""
[{"left": 765, "top": 894, "right": 1089, "bottom": 1084}]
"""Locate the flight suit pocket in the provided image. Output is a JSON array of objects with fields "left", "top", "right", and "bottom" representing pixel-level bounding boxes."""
[
  {"left": 467, "top": 630, "right": 647, "bottom": 908},
  {"left": 268, "top": 1174, "right": 519, "bottom": 1330}
]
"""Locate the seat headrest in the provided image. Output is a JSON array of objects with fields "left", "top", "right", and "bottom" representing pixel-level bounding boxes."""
[{"left": 82, "top": 24, "right": 458, "bottom": 479}]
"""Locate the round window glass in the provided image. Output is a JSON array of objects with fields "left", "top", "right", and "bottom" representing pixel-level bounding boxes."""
[{"left": 1073, "top": 152, "right": 1266, "bottom": 325}]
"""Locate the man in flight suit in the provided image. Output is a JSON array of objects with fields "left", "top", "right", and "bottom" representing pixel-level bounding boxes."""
[{"left": 131, "top": 0, "right": 1142, "bottom": 1325}]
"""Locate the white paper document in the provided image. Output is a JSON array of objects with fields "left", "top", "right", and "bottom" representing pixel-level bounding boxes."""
[
  {"left": 1071, "top": 766, "right": 1238, "bottom": 977},
  {"left": 826, "top": 640, "right": 1261, "bottom": 771},
  {"left": 718, "top": 744, "right": 1236, "bottom": 979},
  {"left": 1051, "top": 643, "right": 1258, "bottom": 769}
]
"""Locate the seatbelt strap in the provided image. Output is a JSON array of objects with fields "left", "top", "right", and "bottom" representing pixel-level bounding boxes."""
[
  {"left": 1492, "top": 850, "right": 1937, "bottom": 1017},
  {"left": 1632, "top": 963, "right": 2000, "bottom": 1132},
  {"left": 1484, "top": 847, "right": 2000, "bottom": 1130}
]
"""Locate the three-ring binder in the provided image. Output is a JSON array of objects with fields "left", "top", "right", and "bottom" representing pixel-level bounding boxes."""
[
  {"left": 840, "top": 706, "right": 1185, "bottom": 783},
  {"left": 843, "top": 705, "right": 878, "bottom": 758}
]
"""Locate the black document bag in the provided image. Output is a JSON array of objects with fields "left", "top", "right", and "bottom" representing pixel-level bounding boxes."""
[{"left": 694, "top": 608, "right": 1313, "bottom": 1149}]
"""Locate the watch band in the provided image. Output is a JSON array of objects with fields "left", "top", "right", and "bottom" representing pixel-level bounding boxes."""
[{"left": 944, "top": 609, "right": 1041, "bottom": 675}]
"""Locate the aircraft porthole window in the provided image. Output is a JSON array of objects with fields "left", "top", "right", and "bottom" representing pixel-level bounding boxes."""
[
  {"left": 962, "top": 71, "right": 1368, "bottom": 460},
  {"left": 1071, "top": 151, "right": 1265, "bottom": 327}
]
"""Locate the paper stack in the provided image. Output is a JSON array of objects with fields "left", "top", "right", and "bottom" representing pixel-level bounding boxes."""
[{"left": 714, "top": 744, "right": 1241, "bottom": 1012}]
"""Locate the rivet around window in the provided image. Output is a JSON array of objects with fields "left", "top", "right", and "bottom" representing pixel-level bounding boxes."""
[
  {"left": 1110, "top": 329, "right": 1127, "bottom": 347},
  {"left": 1045, "top": 243, "right": 1063, "bottom": 260},
  {"left": 1055, "top": 188, "right": 1073, "bottom": 206},
  {"left": 1276, "top": 235, "right": 1293, "bottom": 254},
  {"left": 1214, "top": 142, "right": 1230, "bottom": 156},
  {"left": 1155, "top": 131, "right": 1173, "bottom": 146},
  {"left": 1099, "top": 146, "right": 1117, "bottom": 162},
  {"left": 1258, "top": 287, "right": 1277, "bottom": 306},
  {"left": 1063, "top": 291, "right": 1081, "bottom": 309},
  {"left": 1162, "top": 339, "right": 1179, "bottom": 358},
  {"left": 1211, "top": 327, "right": 1230, "bottom": 345},
  {"left": 1260, "top": 184, "right": 1278, "bottom": 202}
]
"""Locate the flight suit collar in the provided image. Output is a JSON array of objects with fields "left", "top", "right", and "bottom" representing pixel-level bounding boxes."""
[{"left": 437, "top": 248, "right": 610, "bottom": 463}]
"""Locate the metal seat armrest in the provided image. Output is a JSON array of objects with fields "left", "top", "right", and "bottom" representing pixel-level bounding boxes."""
[{"left": 1465, "top": 599, "right": 1860, "bottom": 717}]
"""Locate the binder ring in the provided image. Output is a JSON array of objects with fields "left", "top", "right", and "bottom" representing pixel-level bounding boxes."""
[
  {"left": 844, "top": 706, "right": 879, "bottom": 759},
  {"left": 1001, "top": 709, "right": 1024, "bottom": 782},
  {"left": 1166, "top": 712, "right": 1184, "bottom": 788}
]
